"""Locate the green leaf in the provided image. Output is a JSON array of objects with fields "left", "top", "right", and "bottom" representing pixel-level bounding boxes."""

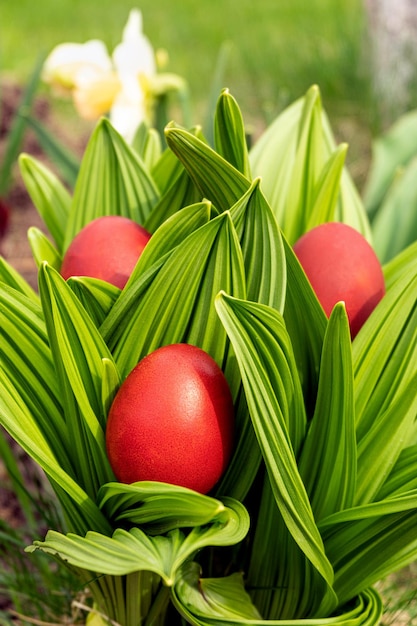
[
  {"left": 282, "top": 234, "right": 327, "bottom": 415},
  {"left": 214, "top": 89, "right": 251, "bottom": 178},
  {"left": 213, "top": 184, "right": 287, "bottom": 499},
  {"left": 101, "top": 211, "right": 246, "bottom": 387},
  {"left": 38, "top": 263, "right": 116, "bottom": 497},
  {"left": 132, "top": 122, "right": 162, "bottom": 171},
  {"left": 250, "top": 85, "right": 372, "bottom": 244},
  {"left": 383, "top": 237, "right": 417, "bottom": 290},
  {"left": 144, "top": 168, "right": 202, "bottom": 232},
  {"left": 0, "top": 255, "right": 37, "bottom": 301},
  {"left": 283, "top": 84, "right": 326, "bottom": 243},
  {"left": 28, "top": 226, "right": 61, "bottom": 269},
  {"left": 320, "top": 494, "right": 417, "bottom": 606},
  {"left": 65, "top": 118, "right": 160, "bottom": 248},
  {"left": 173, "top": 562, "right": 261, "bottom": 623},
  {"left": 138, "top": 201, "right": 212, "bottom": 278},
  {"left": 18, "top": 153, "right": 71, "bottom": 253},
  {"left": 67, "top": 277, "right": 120, "bottom": 327},
  {"left": 0, "top": 425, "right": 37, "bottom": 531},
  {"left": 353, "top": 253, "right": 417, "bottom": 443},
  {"left": 215, "top": 292, "right": 336, "bottom": 614},
  {"left": 355, "top": 373, "right": 417, "bottom": 505},
  {"left": 320, "top": 107, "right": 372, "bottom": 242},
  {"left": 0, "top": 55, "right": 43, "bottom": 195},
  {"left": 306, "top": 143, "right": 348, "bottom": 230},
  {"left": 371, "top": 156, "right": 417, "bottom": 263},
  {"left": 0, "top": 284, "right": 70, "bottom": 466},
  {"left": 298, "top": 303, "right": 356, "bottom": 521},
  {"left": 363, "top": 109, "right": 417, "bottom": 219},
  {"left": 98, "top": 481, "right": 228, "bottom": 533},
  {"left": 20, "top": 114, "right": 80, "bottom": 188},
  {"left": 165, "top": 122, "right": 250, "bottom": 212},
  {"left": 0, "top": 367, "right": 110, "bottom": 536},
  {"left": 173, "top": 562, "right": 383, "bottom": 625},
  {"left": 151, "top": 128, "right": 204, "bottom": 194},
  {"left": 229, "top": 178, "right": 286, "bottom": 311},
  {"left": 376, "top": 445, "right": 417, "bottom": 499},
  {"left": 28, "top": 497, "right": 249, "bottom": 585}
]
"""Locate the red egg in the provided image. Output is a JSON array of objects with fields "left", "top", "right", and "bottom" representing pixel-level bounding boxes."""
[
  {"left": 293, "top": 222, "right": 385, "bottom": 338},
  {"left": 61, "top": 215, "right": 151, "bottom": 289},
  {"left": 105, "top": 343, "right": 235, "bottom": 494}
]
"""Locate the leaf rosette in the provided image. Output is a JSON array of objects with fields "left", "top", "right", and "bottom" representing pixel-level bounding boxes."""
[{"left": 1, "top": 87, "right": 417, "bottom": 625}]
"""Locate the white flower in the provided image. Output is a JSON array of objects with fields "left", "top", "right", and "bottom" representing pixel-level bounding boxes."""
[
  {"left": 110, "top": 9, "right": 156, "bottom": 142},
  {"left": 42, "top": 9, "right": 179, "bottom": 142}
]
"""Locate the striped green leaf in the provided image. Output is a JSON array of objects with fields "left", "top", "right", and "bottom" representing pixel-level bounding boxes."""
[
  {"left": 298, "top": 303, "right": 356, "bottom": 521},
  {"left": 65, "top": 118, "right": 160, "bottom": 248},
  {"left": 19, "top": 153, "right": 71, "bottom": 253},
  {"left": 28, "top": 496, "right": 249, "bottom": 584}
]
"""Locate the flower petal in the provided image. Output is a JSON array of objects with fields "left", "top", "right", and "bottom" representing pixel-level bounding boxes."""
[
  {"left": 73, "top": 71, "right": 121, "bottom": 120},
  {"left": 110, "top": 87, "right": 146, "bottom": 143},
  {"left": 112, "top": 9, "right": 156, "bottom": 80},
  {"left": 43, "top": 40, "right": 112, "bottom": 90}
]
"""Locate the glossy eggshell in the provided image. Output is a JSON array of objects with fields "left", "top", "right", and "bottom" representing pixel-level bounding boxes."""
[
  {"left": 105, "top": 343, "right": 235, "bottom": 494},
  {"left": 293, "top": 222, "right": 385, "bottom": 338},
  {"left": 61, "top": 215, "right": 151, "bottom": 289}
]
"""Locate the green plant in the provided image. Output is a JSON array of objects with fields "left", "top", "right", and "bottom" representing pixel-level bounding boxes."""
[
  {"left": 0, "top": 429, "right": 80, "bottom": 625},
  {"left": 363, "top": 108, "right": 417, "bottom": 264},
  {"left": 1, "top": 85, "right": 417, "bottom": 625}
]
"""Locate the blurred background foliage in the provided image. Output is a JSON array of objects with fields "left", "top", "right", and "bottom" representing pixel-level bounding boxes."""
[{"left": 1, "top": 0, "right": 369, "bottom": 148}]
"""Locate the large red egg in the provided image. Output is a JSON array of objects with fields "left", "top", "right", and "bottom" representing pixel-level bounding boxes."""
[
  {"left": 61, "top": 215, "right": 151, "bottom": 289},
  {"left": 293, "top": 222, "right": 385, "bottom": 338},
  {"left": 105, "top": 343, "right": 235, "bottom": 494}
]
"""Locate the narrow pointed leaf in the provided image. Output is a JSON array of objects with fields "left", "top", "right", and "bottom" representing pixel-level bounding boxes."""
[
  {"left": 0, "top": 284, "right": 70, "bottom": 464},
  {"left": 0, "top": 55, "right": 43, "bottom": 194},
  {"left": 283, "top": 85, "right": 326, "bottom": 243},
  {"left": 250, "top": 85, "right": 372, "bottom": 243},
  {"left": 355, "top": 373, "right": 417, "bottom": 505},
  {"left": 320, "top": 496, "right": 417, "bottom": 606},
  {"left": 282, "top": 235, "right": 327, "bottom": 414},
  {"left": 0, "top": 256, "right": 37, "bottom": 301},
  {"left": 371, "top": 156, "right": 417, "bottom": 263},
  {"left": 165, "top": 122, "right": 250, "bottom": 212},
  {"left": 101, "top": 212, "right": 246, "bottom": 388},
  {"left": 20, "top": 114, "right": 80, "bottom": 188},
  {"left": 132, "top": 122, "right": 162, "bottom": 170},
  {"left": 363, "top": 109, "right": 417, "bottom": 219},
  {"left": 28, "top": 226, "right": 61, "bottom": 269},
  {"left": 229, "top": 178, "right": 286, "bottom": 311},
  {"left": 19, "top": 153, "right": 71, "bottom": 252},
  {"left": 137, "top": 201, "right": 212, "bottom": 277},
  {"left": 65, "top": 118, "right": 160, "bottom": 247},
  {"left": 214, "top": 89, "right": 251, "bottom": 178},
  {"left": 215, "top": 293, "right": 334, "bottom": 598},
  {"left": 38, "top": 263, "right": 116, "bottom": 495},
  {"left": 98, "top": 481, "right": 227, "bottom": 532},
  {"left": 67, "top": 277, "right": 120, "bottom": 327},
  {"left": 0, "top": 367, "right": 110, "bottom": 535},
  {"left": 298, "top": 303, "right": 356, "bottom": 521},
  {"left": 144, "top": 168, "right": 202, "bottom": 232},
  {"left": 307, "top": 143, "right": 348, "bottom": 229},
  {"left": 353, "top": 256, "right": 417, "bottom": 442}
]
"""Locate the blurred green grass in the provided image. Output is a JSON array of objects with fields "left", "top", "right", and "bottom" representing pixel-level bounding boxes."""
[{"left": 1, "top": 0, "right": 370, "bottom": 128}]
